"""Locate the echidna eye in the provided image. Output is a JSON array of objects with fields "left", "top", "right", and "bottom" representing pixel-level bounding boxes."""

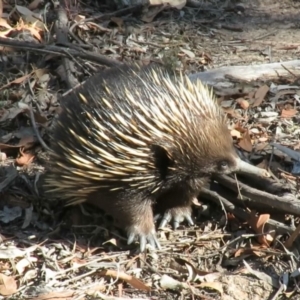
[{"left": 219, "top": 161, "right": 228, "bottom": 170}]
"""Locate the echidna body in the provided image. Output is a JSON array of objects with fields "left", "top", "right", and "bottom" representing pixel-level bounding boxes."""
[{"left": 45, "top": 64, "right": 240, "bottom": 251}]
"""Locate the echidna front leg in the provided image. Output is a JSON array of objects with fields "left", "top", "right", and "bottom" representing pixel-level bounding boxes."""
[
  {"left": 154, "top": 180, "right": 204, "bottom": 230},
  {"left": 157, "top": 205, "right": 195, "bottom": 229}
]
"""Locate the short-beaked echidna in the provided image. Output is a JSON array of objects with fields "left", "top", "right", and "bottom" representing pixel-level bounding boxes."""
[{"left": 45, "top": 63, "right": 241, "bottom": 251}]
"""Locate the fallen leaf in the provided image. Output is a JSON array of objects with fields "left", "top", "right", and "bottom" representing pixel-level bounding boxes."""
[
  {"left": 0, "top": 151, "right": 6, "bottom": 161},
  {"left": 199, "top": 282, "right": 223, "bottom": 296},
  {"left": 248, "top": 211, "right": 274, "bottom": 246},
  {"left": 74, "top": 14, "right": 85, "bottom": 22},
  {"left": 102, "top": 238, "right": 119, "bottom": 247},
  {"left": 0, "top": 28, "right": 13, "bottom": 37},
  {"left": 236, "top": 98, "right": 249, "bottom": 109},
  {"left": 223, "top": 107, "right": 242, "bottom": 118},
  {"left": 0, "top": 274, "right": 17, "bottom": 296},
  {"left": 238, "top": 130, "right": 252, "bottom": 152},
  {"left": 16, "top": 257, "right": 37, "bottom": 275},
  {"left": 30, "top": 291, "right": 75, "bottom": 300},
  {"left": 150, "top": 0, "right": 186, "bottom": 9},
  {"left": 28, "top": 0, "right": 43, "bottom": 10},
  {"left": 234, "top": 246, "right": 267, "bottom": 258},
  {"left": 180, "top": 48, "right": 195, "bottom": 58},
  {"left": 100, "top": 269, "right": 151, "bottom": 292},
  {"left": 285, "top": 222, "right": 300, "bottom": 248},
  {"left": 0, "top": 73, "right": 32, "bottom": 91},
  {"left": 230, "top": 129, "right": 241, "bottom": 138},
  {"left": 15, "top": 5, "right": 34, "bottom": 16},
  {"left": 0, "top": 17, "right": 11, "bottom": 29},
  {"left": 16, "top": 147, "right": 35, "bottom": 166},
  {"left": 281, "top": 108, "right": 297, "bottom": 118},
  {"left": 252, "top": 85, "right": 269, "bottom": 107},
  {"left": 25, "top": 22, "right": 43, "bottom": 40}
]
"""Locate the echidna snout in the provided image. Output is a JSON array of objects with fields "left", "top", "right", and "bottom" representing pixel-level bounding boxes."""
[{"left": 44, "top": 63, "right": 239, "bottom": 252}]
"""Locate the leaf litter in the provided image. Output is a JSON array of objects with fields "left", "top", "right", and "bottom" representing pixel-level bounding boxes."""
[{"left": 0, "top": 0, "right": 300, "bottom": 299}]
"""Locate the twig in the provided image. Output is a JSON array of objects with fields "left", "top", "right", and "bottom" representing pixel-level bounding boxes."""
[
  {"left": 0, "top": 37, "right": 122, "bottom": 68},
  {"left": 200, "top": 187, "right": 296, "bottom": 236},
  {"left": 55, "top": 2, "right": 79, "bottom": 89},
  {"left": 214, "top": 174, "right": 300, "bottom": 216}
]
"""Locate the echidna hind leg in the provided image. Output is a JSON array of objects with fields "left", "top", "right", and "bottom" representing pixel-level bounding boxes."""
[{"left": 124, "top": 199, "right": 161, "bottom": 251}]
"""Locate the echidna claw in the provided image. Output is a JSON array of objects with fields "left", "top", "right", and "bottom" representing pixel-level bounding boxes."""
[
  {"left": 158, "top": 208, "right": 194, "bottom": 230},
  {"left": 185, "top": 215, "right": 194, "bottom": 226},
  {"left": 173, "top": 220, "right": 180, "bottom": 230},
  {"left": 127, "top": 232, "right": 136, "bottom": 245},
  {"left": 127, "top": 231, "right": 161, "bottom": 252},
  {"left": 157, "top": 213, "right": 172, "bottom": 229}
]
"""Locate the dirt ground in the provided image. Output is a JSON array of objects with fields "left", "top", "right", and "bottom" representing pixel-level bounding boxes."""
[
  {"left": 192, "top": 0, "right": 300, "bottom": 68},
  {"left": 1, "top": 0, "right": 300, "bottom": 299}
]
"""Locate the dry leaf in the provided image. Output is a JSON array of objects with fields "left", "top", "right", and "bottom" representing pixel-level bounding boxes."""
[
  {"left": 0, "top": 274, "right": 17, "bottom": 296},
  {"left": 16, "top": 257, "right": 37, "bottom": 275},
  {"left": 150, "top": 0, "right": 186, "bottom": 9},
  {"left": 102, "top": 238, "right": 119, "bottom": 247},
  {"left": 252, "top": 85, "right": 269, "bottom": 107},
  {"left": 223, "top": 107, "right": 242, "bottom": 118},
  {"left": 281, "top": 108, "right": 297, "bottom": 118},
  {"left": 236, "top": 98, "right": 249, "bottom": 109},
  {"left": 15, "top": 5, "right": 35, "bottom": 16},
  {"left": 199, "top": 282, "right": 223, "bottom": 296},
  {"left": 28, "top": 0, "right": 43, "bottom": 10},
  {"left": 30, "top": 291, "right": 75, "bottom": 300},
  {"left": 0, "top": 17, "right": 11, "bottom": 29},
  {"left": 238, "top": 130, "right": 252, "bottom": 152},
  {"left": 230, "top": 129, "right": 241, "bottom": 138},
  {"left": 74, "top": 14, "right": 85, "bottom": 22},
  {"left": 0, "top": 73, "right": 32, "bottom": 91},
  {"left": 284, "top": 222, "right": 300, "bottom": 248},
  {"left": 0, "top": 152, "right": 6, "bottom": 161},
  {"left": 24, "top": 22, "right": 42, "bottom": 41},
  {"left": 0, "top": 17, "right": 13, "bottom": 37},
  {"left": 16, "top": 147, "right": 35, "bottom": 166},
  {"left": 100, "top": 270, "right": 151, "bottom": 292},
  {"left": 248, "top": 212, "right": 273, "bottom": 246},
  {"left": 180, "top": 48, "right": 195, "bottom": 58}
]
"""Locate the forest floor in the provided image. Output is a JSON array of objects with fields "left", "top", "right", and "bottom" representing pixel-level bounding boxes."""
[{"left": 0, "top": 0, "right": 300, "bottom": 299}]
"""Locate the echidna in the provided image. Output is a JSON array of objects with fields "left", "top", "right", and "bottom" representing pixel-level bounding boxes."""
[{"left": 45, "top": 63, "right": 241, "bottom": 251}]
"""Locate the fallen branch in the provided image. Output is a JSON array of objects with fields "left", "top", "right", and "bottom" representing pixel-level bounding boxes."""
[
  {"left": 189, "top": 60, "right": 300, "bottom": 88},
  {"left": 0, "top": 37, "right": 122, "bottom": 68},
  {"left": 200, "top": 187, "right": 295, "bottom": 236},
  {"left": 214, "top": 174, "right": 300, "bottom": 216}
]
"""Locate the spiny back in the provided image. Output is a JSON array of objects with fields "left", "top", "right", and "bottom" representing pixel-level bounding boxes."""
[{"left": 45, "top": 64, "right": 235, "bottom": 204}]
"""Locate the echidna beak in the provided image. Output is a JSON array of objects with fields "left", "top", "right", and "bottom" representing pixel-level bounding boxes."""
[{"left": 234, "top": 157, "right": 270, "bottom": 178}]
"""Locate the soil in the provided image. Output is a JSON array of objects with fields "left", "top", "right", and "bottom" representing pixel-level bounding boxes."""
[{"left": 1, "top": 0, "right": 300, "bottom": 299}]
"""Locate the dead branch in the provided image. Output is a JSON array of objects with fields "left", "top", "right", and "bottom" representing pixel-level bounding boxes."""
[
  {"left": 200, "top": 187, "right": 295, "bottom": 236},
  {"left": 214, "top": 174, "right": 300, "bottom": 216},
  {"left": 189, "top": 60, "right": 300, "bottom": 87},
  {"left": 55, "top": 2, "right": 79, "bottom": 89},
  {"left": 0, "top": 37, "right": 122, "bottom": 68}
]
